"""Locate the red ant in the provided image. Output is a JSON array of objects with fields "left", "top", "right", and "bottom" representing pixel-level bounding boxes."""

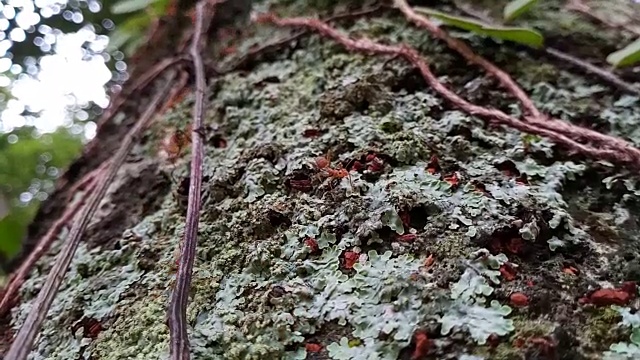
[
  {"left": 161, "top": 124, "right": 192, "bottom": 163},
  {"left": 313, "top": 151, "right": 353, "bottom": 189}
]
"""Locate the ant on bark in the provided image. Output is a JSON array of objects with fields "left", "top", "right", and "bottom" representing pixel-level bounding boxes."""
[
  {"left": 313, "top": 151, "right": 353, "bottom": 189},
  {"left": 162, "top": 124, "right": 213, "bottom": 183},
  {"left": 162, "top": 124, "right": 212, "bottom": 162}
]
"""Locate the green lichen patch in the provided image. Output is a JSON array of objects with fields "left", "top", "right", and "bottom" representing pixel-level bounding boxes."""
[
  {"left": 440, "top": 300, "right": 514, "bottom": 345},
  {"left": 12, "top": 219, "right": 165, "bottom": 359}
]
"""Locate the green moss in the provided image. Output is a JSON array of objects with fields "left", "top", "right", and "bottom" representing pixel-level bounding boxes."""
[
  {"left": 379, "top": 119, "right": 402, "bottom": 134},
  {"left": 511, "top": 317, "right": 555, "bottom": 338},
  {"left": 482, "top": 318, "right": 554, "bottom": 359},
  {"left": 318, "top": 75, "right": 393, "bottom": 121},
  {"left": 584, "top": 307, "right": 627, "bottom": 350}
]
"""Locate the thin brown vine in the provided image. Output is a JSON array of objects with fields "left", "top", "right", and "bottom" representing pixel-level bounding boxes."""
[
  {"left": 256, "top": 14, "right": 640, "bottom": 168},
  {"left": 393, "top": 0, "right": 542, "bottom": 119},
  {"left": 216, "top": 4, "right": 385, "bottom": 74},
  {"left": 168, "top": 1, "right": 214, "bottom": 359}
]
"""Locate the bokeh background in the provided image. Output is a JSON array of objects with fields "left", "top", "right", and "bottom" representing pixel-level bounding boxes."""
[{"left": 0, "top": 0, "right": 173, "bottom": 267}]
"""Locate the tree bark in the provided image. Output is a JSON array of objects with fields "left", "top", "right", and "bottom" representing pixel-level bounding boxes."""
[{"left": 3, "top": 1, "right": 640, "bottom": 359}]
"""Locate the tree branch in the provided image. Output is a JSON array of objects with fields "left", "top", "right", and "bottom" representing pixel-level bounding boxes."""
[{"left": 4, "top": 73, "right": 178, "bottom": 360}]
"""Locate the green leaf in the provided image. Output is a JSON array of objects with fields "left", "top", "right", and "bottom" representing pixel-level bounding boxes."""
[
  {"left": 504, "top": 0, "right": 538, "bottom": 22},
  {"left": 0, "top": 215, "right": 24, "bottom": 258},
  {"left": 607, "top": 38, "right": 640, "bottom": 68},
  {"left": 151, "top": 0, "right": 172, "bottom": 14},
  {"left": 414, "top": 7, "right": 544, "bottom": 48},
  {"left": 112, "top": 0, "right": 157, "bottom": 14},
  {"left": 105, "top": 13, "right": 152, "bottom": 53}
]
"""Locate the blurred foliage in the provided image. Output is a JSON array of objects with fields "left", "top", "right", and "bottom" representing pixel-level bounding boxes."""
[
  {"left": 0, "top": 0, "right": 175, "bottom": 265},
  {"left": 0, "top": 126, "right": 82, "bottom": 259},
  {"left": 108, "top": 0, "right": 173, "bottom": 56},
  {"left": 8, "top": 1, "right": 123, "bottom": 61},
  {"left": 7, "top": 0, "right": 174, "bottom": 72}
]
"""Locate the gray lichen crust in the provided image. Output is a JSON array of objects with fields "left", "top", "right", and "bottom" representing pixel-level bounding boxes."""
[{"left": 10, "top": 0, "right": 640, "bottom": 359}]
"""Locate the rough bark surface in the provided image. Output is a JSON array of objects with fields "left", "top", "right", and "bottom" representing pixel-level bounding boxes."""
[{"left": 3, "top": 0, "right": 640, "bottom": 359}]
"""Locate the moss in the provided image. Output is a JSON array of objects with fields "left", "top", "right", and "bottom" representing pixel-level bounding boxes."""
[
  {"left": 484, "top": 319, "right": 554, "bottom": 359},
  {"left": 318, "top": 75, "right": 393, "bottom": 121},
  {"left": 92, "top": 296, "right": 171, "bottom": 360},
  {"left": 511, "top": 317, "right": 555, "bottom": 338},
  {"left": 583, "top": 307, "right": 628, "bottom": 351},
  {"left": 379, "top": 119, "right": 402, "bottom": 134}
]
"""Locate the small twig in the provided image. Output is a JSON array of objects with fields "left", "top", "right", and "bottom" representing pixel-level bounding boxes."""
[
  {"left": 453, "top": 2, "right": 640, "bottom": 96},
  {"left": 168, "top": 2, "right": 213, "bottom": 359},
  {"left": 257, "top": 14, "right": 640, "bottom": 168},
  {"left": 4, "top": 73, "right": 177, "bottom": 360},
  {"left": 393, "top": 0, "right": 542, "bottom": 119},
  {"left": 0, "top": 162, "right": 107, "bottom": 318},
  {"left": 544, "top": 47, "right": 640, "bottom": 95}
]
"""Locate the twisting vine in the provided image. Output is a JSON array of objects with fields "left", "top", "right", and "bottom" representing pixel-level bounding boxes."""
[
  {"left": 168, "top": 1, "right": 216, "bottom": 359},
  {"left": 393, "top": 0, "right": 542, "bottom": 119},
  {"left": 256, "top": 13, "right": 640, "bottom": 168}
]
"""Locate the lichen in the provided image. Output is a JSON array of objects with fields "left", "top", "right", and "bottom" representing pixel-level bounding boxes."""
[
  {"left": 601, "top": 307, "right": 640, "bottom": 359},
  {"left": 439, "top": 300, "right": 514, "bottom": 345},
  {"left": 9, "top": 0, "right": 640, "bottom": 359}
]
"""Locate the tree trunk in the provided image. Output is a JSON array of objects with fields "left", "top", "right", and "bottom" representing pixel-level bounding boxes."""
[{"left": 3, "top": 1, "right": 640, "bottom": 359}]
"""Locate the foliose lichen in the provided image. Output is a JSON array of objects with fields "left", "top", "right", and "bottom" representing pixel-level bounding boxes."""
[{"left": 10, "top": 0, "right": 640, "bottom": 359}]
